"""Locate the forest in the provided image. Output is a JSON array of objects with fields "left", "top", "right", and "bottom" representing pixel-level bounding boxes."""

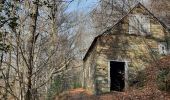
[{"left": 0, "top": 0, "right": 170, "bottom": 100}]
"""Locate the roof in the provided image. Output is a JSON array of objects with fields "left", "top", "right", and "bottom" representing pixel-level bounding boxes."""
[{"left": 83, "top": 2, "right": 170, "bottom": 61}]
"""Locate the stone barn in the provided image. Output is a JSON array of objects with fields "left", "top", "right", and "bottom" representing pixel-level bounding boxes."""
[{"left": 83, "top": 3, "right": 170, "bottom": 94}]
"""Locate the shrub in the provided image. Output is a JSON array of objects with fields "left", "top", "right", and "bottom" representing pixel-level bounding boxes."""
[
  {"left": 47, "top": 76, "right": 63, "bottom": 100},
  {"left": 128, "top": 69, "right": 146, "bottom": 88},
  {"left": 46, "top": 75, "right": 82, "bottom": 100},
  {"left": 128, "top": 69, "right": 136, "bottom": 86},
  {"left": 73, "top": 82, "right": 82, "bottom": 89},
  {"left": 156, "top": 68, "right": 170, "bottom": 92}
]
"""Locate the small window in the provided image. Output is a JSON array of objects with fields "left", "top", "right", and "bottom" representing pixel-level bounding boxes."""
[
  {"left": 158, "top": 42, "right": 167, "bottom": 55},
  {"left": 129, "top": 14, "right": 150, "bottom": 35}
]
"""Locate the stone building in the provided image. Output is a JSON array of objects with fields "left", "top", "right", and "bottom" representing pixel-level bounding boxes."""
[{"left": 83, "top": 3, "right": 170, "bottom": 94}]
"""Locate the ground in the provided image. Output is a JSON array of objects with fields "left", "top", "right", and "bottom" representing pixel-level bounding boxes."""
[
  {"left": 55, "top": 56, "right": 170, "bottom": 100},
  {"left": 55, "top": 88, "right": 170, "bottom": 100}
]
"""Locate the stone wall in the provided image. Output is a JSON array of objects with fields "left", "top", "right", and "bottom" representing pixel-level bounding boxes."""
[{"left": 83, "top": 42, "right": 97, "bottom": 94}]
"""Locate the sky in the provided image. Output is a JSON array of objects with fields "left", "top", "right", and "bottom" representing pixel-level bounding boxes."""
[
  {"left": 66, "top": 0, "right": 150, "bottom": 13},
  {"left": 66, "top": 0, "right": 99, "bottom": 13}
]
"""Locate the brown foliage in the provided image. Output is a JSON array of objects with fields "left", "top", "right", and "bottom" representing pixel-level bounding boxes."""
[
  {"left": 146, "top": 56, "right": 170, "bottom": 87},
  {"left": 55, "top": 87, "right": 170, "bottom": 100}
]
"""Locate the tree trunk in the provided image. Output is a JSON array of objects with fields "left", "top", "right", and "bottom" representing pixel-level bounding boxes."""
[{"left": 25, "top": 0, "right": 39, "bottom": 100}]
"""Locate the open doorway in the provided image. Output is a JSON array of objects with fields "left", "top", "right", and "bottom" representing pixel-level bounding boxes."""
[{"left": 110, "top": 61, "right": 125, "bottom": 91}]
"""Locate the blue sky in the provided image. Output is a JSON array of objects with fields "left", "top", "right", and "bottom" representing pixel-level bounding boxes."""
[{"left": 66, "top": 0, "right": 99, "bottom": 13}]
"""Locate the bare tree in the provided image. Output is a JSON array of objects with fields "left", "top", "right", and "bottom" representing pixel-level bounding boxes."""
[{"left": 0, "top": 0, "right": 82, "bottom": 99}]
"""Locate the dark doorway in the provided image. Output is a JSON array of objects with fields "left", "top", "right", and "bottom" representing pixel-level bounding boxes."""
[{"left": 110, "top": 61, "right": 125, "bottom": 91}]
